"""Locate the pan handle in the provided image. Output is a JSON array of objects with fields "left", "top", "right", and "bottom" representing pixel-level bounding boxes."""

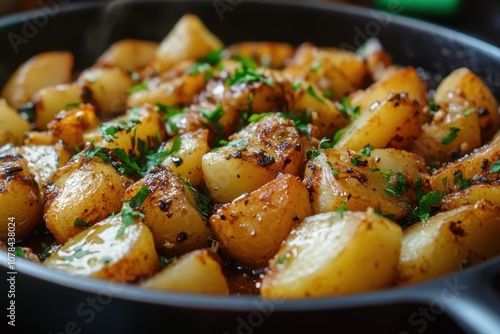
[{"left": 437, "top": 257, "right": 500, "bottom": 333}]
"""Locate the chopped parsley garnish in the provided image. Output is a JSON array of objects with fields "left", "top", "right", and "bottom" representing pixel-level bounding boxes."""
[
  {"left": 189, "top": 49, "right": 225, "bottom": 79},
  {"left": 384, "top": 171, "right": 408, "bottom": 197},
  {"left": 490, "top": 160, "right": 500, "bottom": 174},
  {"left": 111, "top": 148, "right": 143, "bottom": 177},
  {"left": 428, "top": 99, "right": 439, "bottom": 114},
  {"left": 309, "top": 60, "right": 324, "bottom": 73},
  {"left": 99, "top": 112, "right": 142, "bottom": 142},
  {"left": 158, "top": 103, "right": 188, "bottom": 133},
  {"left": 280, "top": 110, "right": 313, "bottom": 134},
  {"left": 227, "top": 63, "right": 273, "bottom": 86},
  {"left": 116, "top": 186, "right": 150, "bottom": 238},
  {"left": 441, "top": 127, "right": 462, "bottom": 145},
  {"left": 183, "top": 180, "right": 212, "bottom": 218},
  {"left": 145, "top": 136, "right": 182, "bottom": 171},
  {"left": 306, "top": 138, "right": 332, "bottom": 160},
  {"left": 442, "top": 176, "right": 448, "bottom": 187},
  {"left": 64, "top": 102, "right": 82, "bottom": 109},
  {"left": 85, "top": 146, "right": 109, "bottom": 163},
  {"left": 159, "top": 255, "right": 175, "bottom": 269},
  {"left": 333, "top": 127, "right": 347, "bottom": 145},
  {"left": 336, "top": 96, "right": 360, "bottom": 120},
  {"left": 226, "top": 140, "right": 249, "bottom": 148},
  {"left": 128, "top": 82, "right": 148, "bottom": 94},
  {"left": 276, "top": 255, "right": 287, "bottom": 264},
  {"left": 248, "top": 112, "right": 274, "bottom": 123},
  {"left": 306, "top": 85, "right": 326, "bottom": 105},
  {"left": 323, "top": 90, "right": 334, "bottom": 99},
  {"left": 235, "top": 56, "right": 258, "bottom": 70},
  {"left": 374, "top": 209, "right": 396, "bottom": 221},
  {"left": 14, "top": 247, "right": 25, "bottom": 258},
  {"left": 361, "top": 145, "right": 374, "bottom": 157},
  {"left": 332, "top": 169, "right": 339, "bottom": 177},
  {"left": 411, "top": 190, "right": 445, "bottom": 221},
  {"left": 101, "top": 257, "right": 112, "bottom": 265},
  {"left": 200, "top": 104, "right": 225, "bottom": 130},
  {"left": 463, "top": 108, "right": 474, "bottom": 116},
  {"left": 292, "top": 82, "right": 302, "bottom": 91},
  {"left": 74, "top": 218, "right": 91, "bottom": 228},
  {"left": 453, "top": 170, "right": 471, "bottom": 190},
  {"left": 336, "top": 201, "right": 348, "bottom": 220}
]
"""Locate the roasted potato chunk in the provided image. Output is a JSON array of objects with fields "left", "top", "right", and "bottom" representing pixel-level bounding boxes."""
[
  {"left": 305, "top": 149, "right": 423, "bottom": 219},
  {"left": 434, "top": 68, "right": 499, "bottom": 142},
  {"left": 440, "top": 183, "right": 500, "bottom": 211},
  {"left": 210, "top": 174, "right": 312, "bottom": 268},
  {"left": 202, "top": 114, "right": 304, "bottom": 202},
  {"left": 0, "top": 99, "right": 31, "bottom": 146},
  {"left": 1, "top": 52, "right": 73, "bottom": 108},
  {"left": 261, "top": 210, "right": 402, "bottom": 298},
  {"left": 228, "top": 42, "right": 294, "bottom": 69},
  {"left": 97, "top": 39, "right": 159, "bottom": 73},
  {"left": 141, "top": 249, "right": 228, "bottom": 294},
  {"left": 151, "top": 14, "right": 223, "bottom": 72},
  {"left": 0, "top": 154, "right": 43, "bottom": 241},
  {"left": 44, "top": 214, "right": 158, "bottom": 282},
  {"left": 124, "top": 167, "right": 212, "bottom": 256},
  {"left": 398, "top": 200, "right": 500, "bottom": 285},
  {"left": 44, "top": 155, "right": 131, "bottom": 244}
]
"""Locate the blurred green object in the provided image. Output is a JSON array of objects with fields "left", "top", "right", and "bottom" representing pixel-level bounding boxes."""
[{"left": 375, "top": 0, "right": 462, "bottom": 17}]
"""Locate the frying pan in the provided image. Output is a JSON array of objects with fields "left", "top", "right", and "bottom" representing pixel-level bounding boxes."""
[{"left": 1, "top": 1, "right": 499, "bottom": 333}]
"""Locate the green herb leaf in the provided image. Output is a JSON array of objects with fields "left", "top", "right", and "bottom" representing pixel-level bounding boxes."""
[
  {"left": 227, "top": 65, "right": 273, "bottom": 86},
  {"left": 292, "top": 82, "right": 302, "bottom": 91},
  {"left": 428, "top": 99, "right": 439, "bottom": 113},
  {"left": 226, "top": 140, "right": 249, "bottom": 148},
  {"left": 65, "top": 246, "right": 89, "bottom": 262},
  {"left": 276, "top": 255, "right": 287, "bottom": 264},
  {"left": 128, "top": 186, "right": 151, "bottom": 208},
  {"left": 280, "top": 110, "right": 313, "bottom": 135},
  {"left": 235, "top": 56, "right": 258, "bottom": 70},
  {"left": 441, "top": 127, "right": 462, "bottom": 145},
  {"left": 361, "top": 145, "right": 374, "bottom": 157},
  {"left": 463, "top": 108, "right": 474, "bottom": 116},
  {"left": 248, "top": 112, "right": 274, "bottom": 123},
  {"left": 374, "top": 209, "right": 396, "bottom": 221},
  {"left": 85, "top": 146, "right": 109, "bottom": 163},
  {"left": 183, "top": 179, "right": 213, "bottom": 219},
  {"left": 145, "top": 136, "right": 182, "bottom": 171},
  {"left": 453, "top": 170, "right": 471, "bottom": 190},
  {"left": 384, "top": 171, "right": 408, "bottom": 197},
  {"left": 101, "top": 257, "right": 112, "bottom": 265},
  {"left": 490, "top": 160, "right": 500, "bottom": 174},
  {"left": 322, "top": 90, "right": 334, "bottom": 99},
  {"left": 74, "top": 218, "right": 91, "bottom": 228},
  {"left": 412, "top": 190, "right": 445, "bottom": 221},
  {"left": 336, "top": 201, "right": 348, "bottom": 220},
  {"left": 415, "top": 176, "right": 424, "bottom": 201},
  {"left": 442, "top": 176, "right": 448, "bottom": 187},
  {"left": 333, "top": 127, "right": 347, "bottom": 145},
  {"left": 306, "top": 148, "right": 320, "bottom": 160},
  {"left": 128, "top": 82, "right": 148, "bottom": 94},
  {"left": 200, "top": 104, "right": 225, "bottom": 130},
  {"left": 64, "top": 102, "right": 82, "bottom": 109},
  {"left": 14, "top": 247, "right": 25, "bottom": 258},
  {"left": 332, "top": 169, "right": 339, "bottom": 177},
  {"left": 309, "top": 60, "right": 324, "bottom": 73},
  {"left": 306, "top": 85, "right": 326, "bottom": 105},
  {"left": 335, "top": 97, "right": 360, "bottom": 120}
]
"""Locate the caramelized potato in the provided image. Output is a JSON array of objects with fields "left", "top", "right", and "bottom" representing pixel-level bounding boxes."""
[
  {"left": 228, "top": 42, "right": 294, "bottom": 68},
  {"left": 124, "top": 167, "right": 212, "bottom": 256},
  {"left": 151, "top": 14, "right": 223, "bottom": 72},
  {"left": 305, "top": 149, "right": 423, "bottom": 219},
  {"left": 1, "top": 52, "right": 73, "bottom": 108},
  {"left": 202, "top": 114, "right": 304, "bottom": 202},
  {"left": 434, "top": 68, "right": 499, "bottom": 142},
  {"left": 44, "top": 155, "right": 131, "bottom": 244},
  {"left": 0, "top": 154, "right": 43, "bottom": 241},
  {"left": 335, "top": 93, "right": 423, "bottom": 151},
  {"left": 440, "top": 183, "right": 500, "bottom": 211},
  {"left": 33, "top": 83, "right": 84, "bottom": 131},
  {"left": 44, "top": 214, "right": 158, "bottom": 282},
  {"left": 97, "top": 39, "right": 159, "bottom": 72},
  {"left": 141, "top": 249, "right": 228, "bottom": 294},
  {"left": 0, "top": 99, "right": 31, "bottom": 146},
  {"left": 398, "top": 200, "right": 500, "bottom": 285},
  {"left": 77, "top": 67, "right": 135, "bottom": 118},
  {"left": 261, "top": 210, "right": 402, "bottom": 298},
  {"left": 210, "top": 174, "right": 312, "bottom": 268}
]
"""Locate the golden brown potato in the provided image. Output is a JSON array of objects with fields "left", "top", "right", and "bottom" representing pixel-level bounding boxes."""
[
  {"left": 77, "top": 67, "right": 135, "bottom": 118},
  {"left": 151, "top": 14, "right": 223, "bottom": 72},
  {"left": 160, "top": 129, "right": 210, "bottom": 187},
  {"left": 0, "top": 154, "right": 43, "bottom": 241},
  {"left": 47, "top": 104, "right": 100, "bottom": 149},
  {"left": 398, "top": 200, "right": 500, "bottom": 285},
  {"left": 44, "top": 155, "right": 132, "bottom": 244},
  {"left": 210, "top": 174, "right": 312, "bottom": 268},
  {"left": 305, "top": 148, "right": 424, "bottom": 219},
  {"left": 228, "top": 42, "right": 294, "bottom": 69},
  {"left": 0, "top": 99, "right": 31, "bottom": 146},
  {"left": 440, "top": 183, "right": 500, "bottom": 211},
  {"left": 350, "top": 67, "right": 427, "bottom": 112},
  {"left": 429, "top": 136, "right": 500, "bottom": 193},
  {"left": 84, "top": 105, "right": 166, "bottom": 156},
  {"left": 434, "top": 68, "right": 499, "bottom": 142},
  {"left": 335, "top": 93, "right": 423, "bottom": 151},
  {"left": 202, "top": 114, "right": 304, "bottom": 203},
  {"left": 261, "top": 210, "right": 402, "bottom": 298},
  {"left": 1, "top": 52, "right": 73, "bottom": 108},
  {"left": 44, "top": 214, "right": 159, "bottom": 282},
  {"left": 5, "top": 143, "right": 71, "bottom": 194},
  {"left": 141, "top": 249, "right": 228, "bottom": 294},
  {"left": 33, "top": 83, "right": 84, "bottom": 131},
  {"left": 124, "top": 166, "right": 212, "bottom": 256},
  {"left": 97, "top": 39, "right": 159, "bottom": 72},
  {"left": 411, "top": 98, "right": 482, "bottom": 163}
]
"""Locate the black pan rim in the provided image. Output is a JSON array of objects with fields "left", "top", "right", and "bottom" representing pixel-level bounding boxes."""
[{"left": 1, "top": 0, "right": 499, "bottom": 313}]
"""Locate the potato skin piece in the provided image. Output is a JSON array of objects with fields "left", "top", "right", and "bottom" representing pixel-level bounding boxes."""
[
  {"left": 440, "top": 183, "right": 500, "bottom": 211},
  {"left": 44, "top": 215, "right": 159, "bottom": 282},
  {"left": 0, "top": 154, "right": 43, "bottom": 241},
  {"left": 124, "top": 166, "right": 212, "bottom": 256},
  {"left": 210, "top": 174, "right": 312, "bottom": 269},
  {"left": 398, "top": 200, "right": 500, "bottom": 285},
  {"left": 261, "top": 210, "right": 402, "bottom": 298},
  {"left": 141, "top": 249, "right": 228, "bottom": 294},
  {"left": 44, "top": 156, "right": 131, "bottom": 244}
]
